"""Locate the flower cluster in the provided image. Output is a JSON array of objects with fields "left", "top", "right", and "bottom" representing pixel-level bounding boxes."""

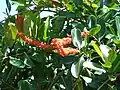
[
  {"left": 17, "top": 32, "right": 55, "bottom": 49},
  {"left": 51, "top": 37, "right": 79, "bottom": 56},
  {"left": 17, "top": 31, "right": 90, "bottom": 56}
]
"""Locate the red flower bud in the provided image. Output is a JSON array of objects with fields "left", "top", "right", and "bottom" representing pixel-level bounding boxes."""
[
  {"left": 81, "top": 31, "right": 89, "bottom": 37},
  {"left": 16, "top": 15, "right": 24, "bottom": 32}
]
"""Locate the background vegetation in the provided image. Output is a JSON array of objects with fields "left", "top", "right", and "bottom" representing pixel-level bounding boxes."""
[{"left": 1, "top": 0, "right": 120, "bottom": 90}]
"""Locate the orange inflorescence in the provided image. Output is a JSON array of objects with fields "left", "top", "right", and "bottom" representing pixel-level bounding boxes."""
[
  {"left": 51, "top": 37, "right": 72, "bottom": 46},
  {"left": 17, "top": 32, "right": 55, "bottom": 49},
  {"left": 17, "top": 32, "right": 81, "bottom": 56}
]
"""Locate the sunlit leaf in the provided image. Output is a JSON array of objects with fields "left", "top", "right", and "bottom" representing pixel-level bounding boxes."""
[
  {"left": 10, "top": 57, "right": 25, "bottom": 68},
  {"left": 80, "top": 75, "right": 92, "bottom": 83},
  {"left": 102, "top": 61, "right": 112, "bottom": 68},
  {"left": 9, "top": 24, "right": 18, "bottom": 39},
  {"left": 99, "top": 45, "right": 111, "bottom": 60},
  {"left": 43, "top": 16, "right": 50, "bottom": 41},
  {"left": 83, "top": 61, "right": 106, "bottom": 74},
  {"left": 90, "top": 41, "right": 104, "bottom": 62},
  {"left": 71, "top": 28, "right": 82, "bottom": 49},
  {"left": 89, "top": 25, "right": 101, "bottom": 36},
  {"left": 71, "top": 55, "right": 85, "bottom": 78}
]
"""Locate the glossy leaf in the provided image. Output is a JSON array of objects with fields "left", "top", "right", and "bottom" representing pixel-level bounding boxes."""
[
  {"left": 99, "top": 45, "right": 111, "bottom": 60},
  {"left": 90, "top": 41, "right": 104, "bottom": 62},
  {"left": 115, "top": 16, "right": 120, "bottom": 38},
  {"left": 88, "top": 15, "right": 97, "bottom": 28},
  {"left": 111, "top": 54, "right": 120, "bottom": 72},
  {"left": 102, "top": 61, "right": 112, "bottom": 68},
  {"left": 71, "top": 55, "right": 85, "bottom": 78},
  {"left": 24, "top": 58, "right": 35, "bottom": 68},
  {"left": 9, "top": 24, "right": 18, "bottom": 39},
  {"left": 71, "top": 28, "right": 82, "bottom": 49},
  {"left": 9, "top": 57, "right": 25, "bottom": 68},
  {"left": 108, "top": 50, "right": 117, "bottom": 64},
  {"left": 89, "top": 25, "right": 101, "bottom": 36},
  {"left": 59, "top": 11, "right": 77, "bottom": 18},
  {"left": 43, "top": 17, "right": 50, "bottom": 41},
  {"left": 83, "top": 61, "right": 106, "bottom": 74},
  {"left": 52, "top": 16, "right": 66, "bottom": 33},
  {"left": 80, "top": 75, "right": 92, "bottom": 83}
]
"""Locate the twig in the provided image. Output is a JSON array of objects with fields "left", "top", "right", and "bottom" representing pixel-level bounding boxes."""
[
  {"left": 97, "top": 79, "right": 109, "bottom": 90},
  {"left": 48, "top": 71, "right": 63, "bottom": 90},
  {"left": 0, "top": 76, "right": 17, "bottom": 90}
]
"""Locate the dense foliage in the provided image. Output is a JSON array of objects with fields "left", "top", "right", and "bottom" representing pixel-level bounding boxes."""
[{"left": 1, "top": 0, "right": 120, "bottom": 90}]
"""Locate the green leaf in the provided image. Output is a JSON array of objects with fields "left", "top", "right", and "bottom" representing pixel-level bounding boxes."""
[
  {"left": 101, "top": 10, "right": 116, "bottom": 21},
  {"left": 99, "top": 45, "right": 111, "bottom": 60},
  {"left": 80, "top": 75, "right": 92, "bottom": 83},
  {"left": 83, "top": 61, "right": 106, "bottom": 74},
  {"left": 18, "top": 80, "right": 33, "bottom": 90},
  {"left": 89, "top": 24, "right": 101, "bottom": 36},
  {"left": 108, "top": 50, "right": 117, "bottom": 64},
  {"left": 114, "top": 40, "right": 120, "bottom": 48},
  {"left": 111, "top": 54, "right": 120, "bottom": 72},
  {"left": 115, "top": 16, "right": 120, "bottom": 37},
  {"left": 108, "top": 75, "right": 116, "bottom": 81},
  {"left": 102, "top": 49, "right": 117, "bottom": 68},
  {"left": 108, "top": 25, "right": 116, "bottom": 35},
  {"left": 88, "top": 15, "right": 97, "bottom": 28},
  {"left": 52, "top": 16, "right": 66, "bottom": 33},
  {"left": 31, "top": 52, "right": 45, "bottom": 63},
  {"left": 43, "top": 17, "right": 50, "bottom": 41},
  {"left": 66, "top": 1, "right": 77, "bottom": 12},
  {"left": 114, "top": 39, "right": 120, "bottom": 44},
  {"left": 59, "top": 11, "right": 77, "bottom": 18},
  {"left": 24, "top": 58, "right": 35, "bottom": 68},
  {"left": 83, "top": 3, "right": 95, "bottom": 15},
  {"left": 11, "top": 1, "right": 25, "bottom": 6},
  {"left": 73, "top": 0, "right": 83, "bottom": 6},
  {"left": 3, "top": 24, "right": 14, "bottom": 46},
  {"left": 71, "top": 22, "right": 84, "bottom": 30},
  {"left": 71, "top": 28, "right": 82, "bottom": 49},
  {"left": 6, "top": 0, "right": 11, "bottom": 12},
  {"left": 90, "top": 41, "right": 104, "bottom": 62},
  {"left": 9, "top": 24, "right": 18, "bottom": 40},
  {"left": 71, "top": 55, "right": 85, "bottom": 78},
  {"left": 9, "top": 57, "right": 25, "bottom": 68},
  {"left": 76, "top": 78, "right": 83, "bottom": 90}
]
